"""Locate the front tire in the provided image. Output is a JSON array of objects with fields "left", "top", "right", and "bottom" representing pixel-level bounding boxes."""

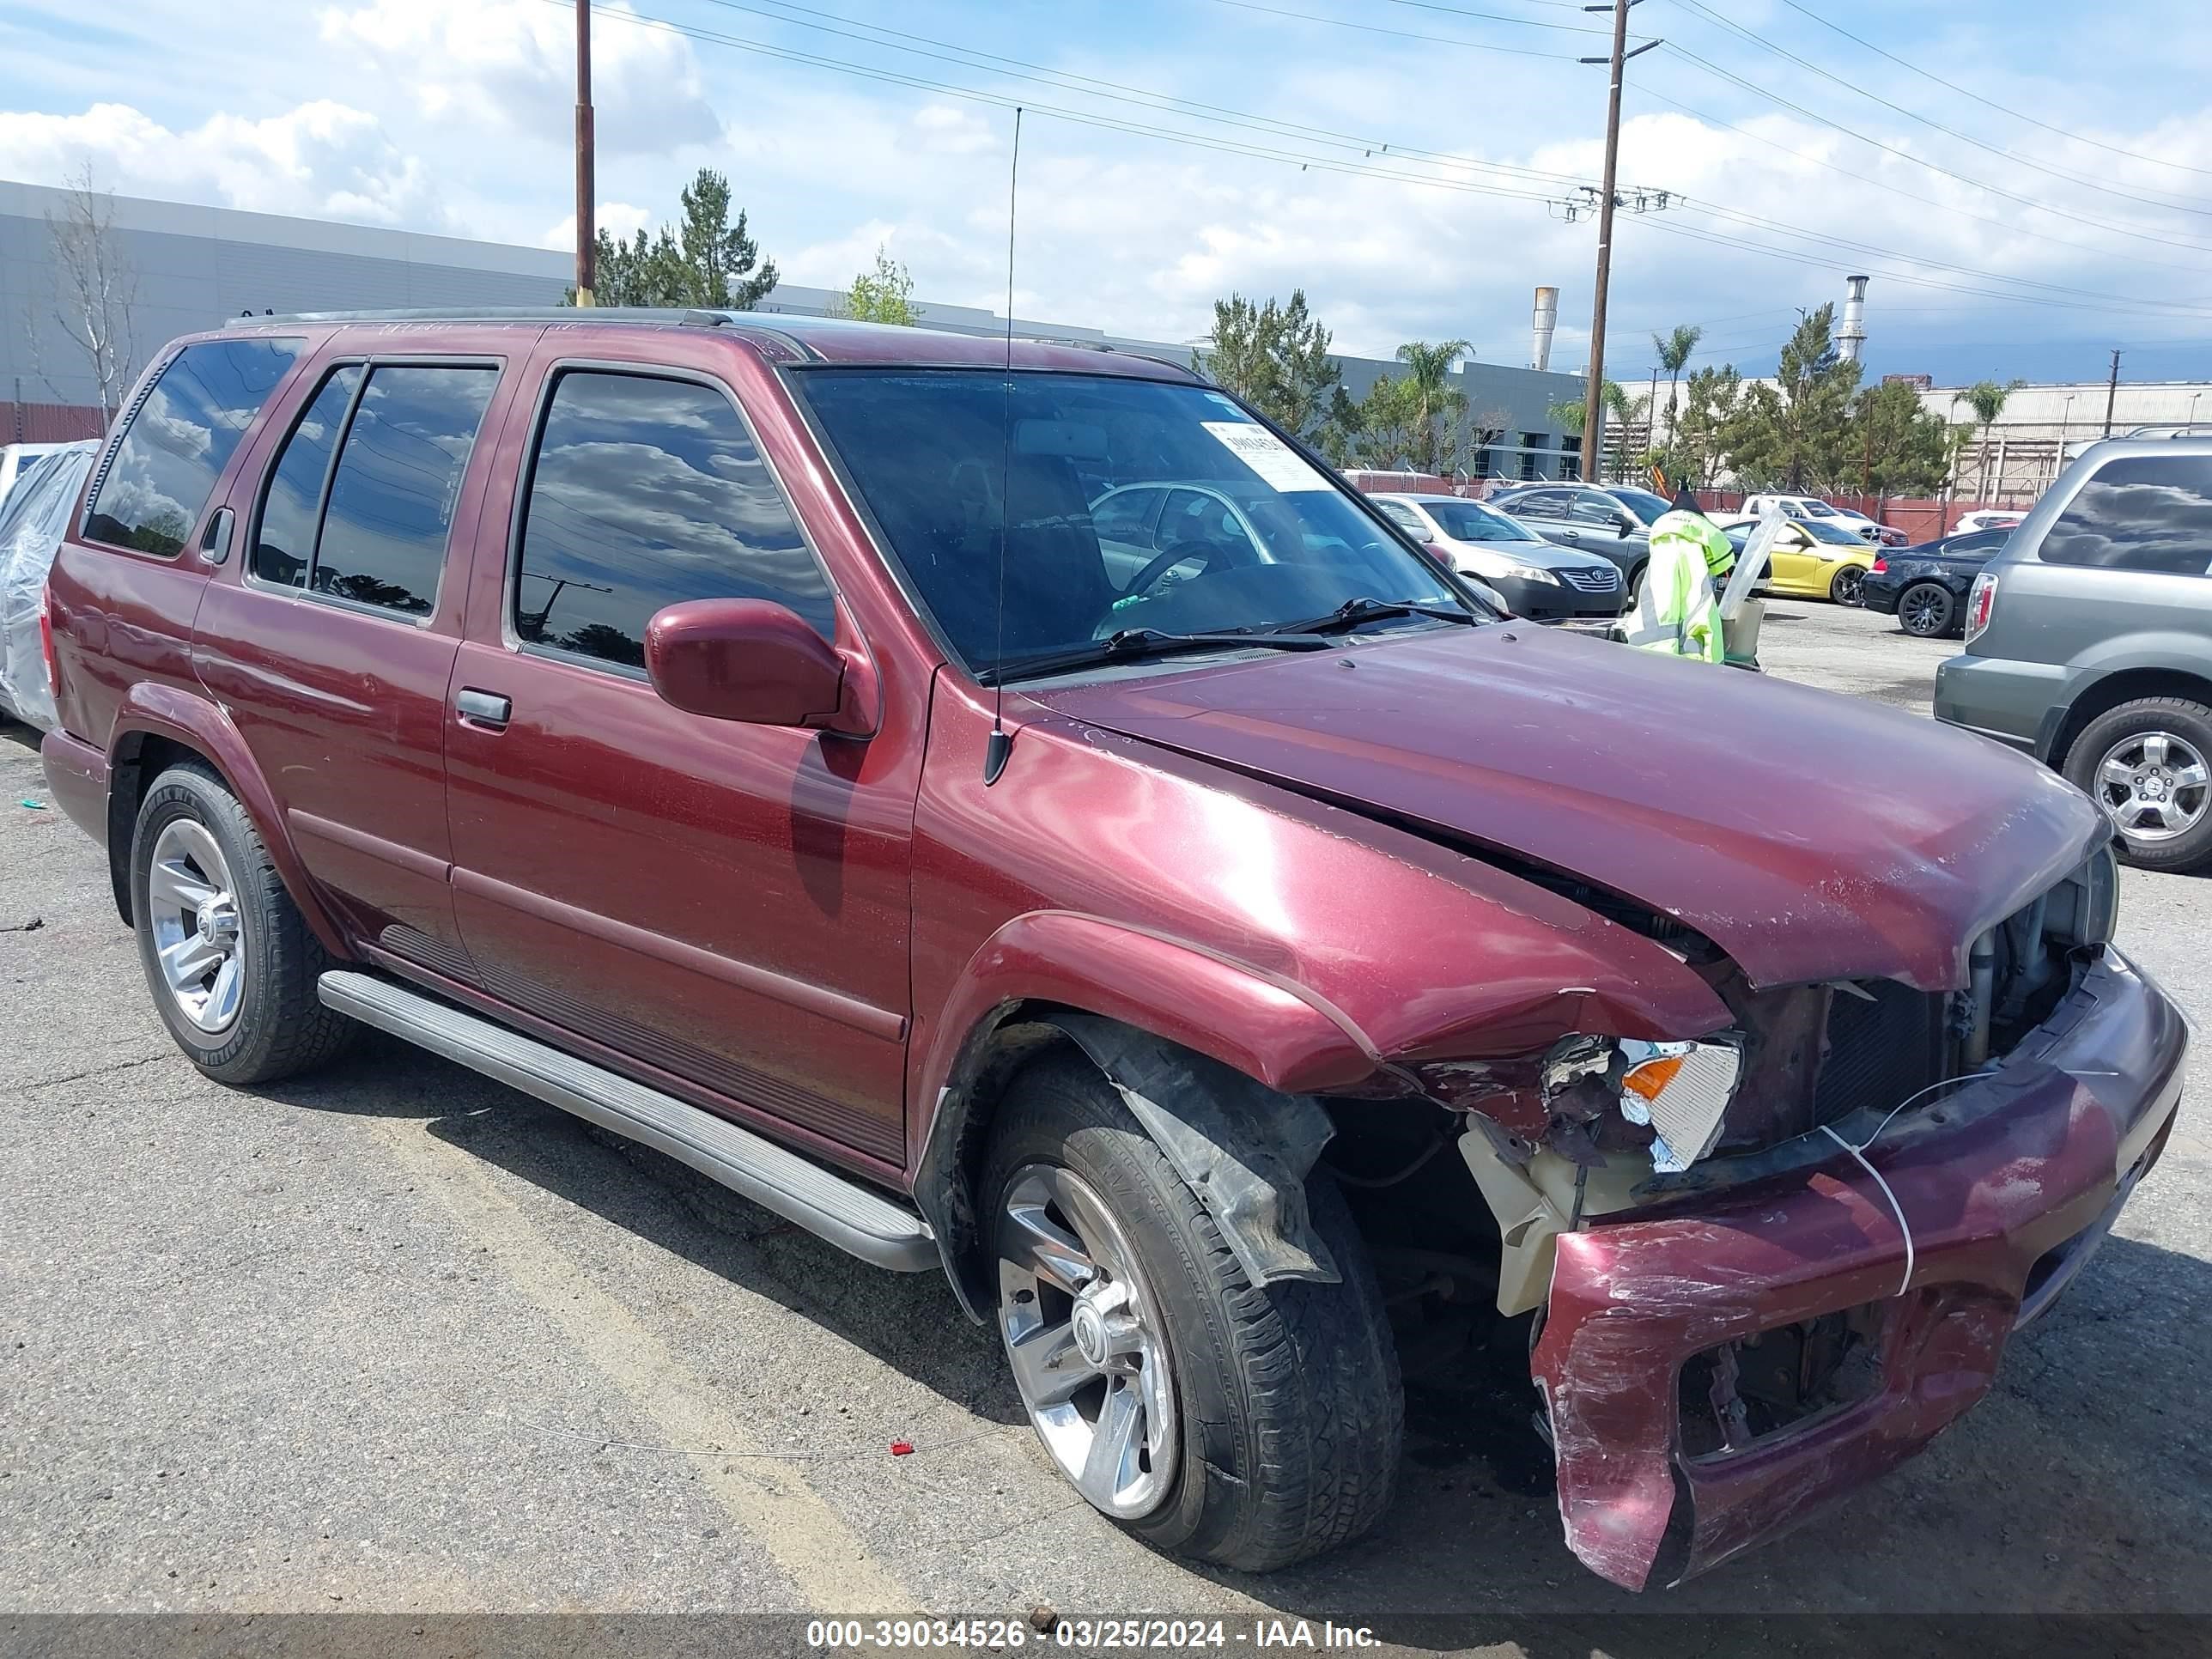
[
  {"left": 1830, "top": 564, "right": 1867, "bottom": 607},
  {"left": 985, "top": 1049, "right": 1402, "bottom": 1571},
  {"left": 131, "top": 762, "right": 357, "bottom": 1084},
  {"left": 2062, "top": 699, "right": 2212, "bottom": 872}
]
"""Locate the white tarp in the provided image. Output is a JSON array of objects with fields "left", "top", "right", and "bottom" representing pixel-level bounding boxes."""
[{"left": 0, "top": 441, "right": 96, "bottom": 732}]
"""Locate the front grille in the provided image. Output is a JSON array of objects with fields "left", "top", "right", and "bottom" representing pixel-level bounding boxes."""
[
  {"left": 1814, "top": 980, "right": 1945, "bottom": 1125},
  {"left": 1559, "top": 566, "right": 1620, "bottom": 593}
]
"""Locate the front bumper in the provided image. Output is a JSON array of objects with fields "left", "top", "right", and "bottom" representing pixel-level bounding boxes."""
[
  {"left": 1497, "top": 574, "right": 1625, "bottom": 620},
  {"left": 1531, "top": 946, "right": 2185, "bottom": 1591}
]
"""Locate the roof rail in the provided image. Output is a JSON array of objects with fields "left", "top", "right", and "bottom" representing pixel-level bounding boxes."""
[
  {"left": 222, "top": 305, "right": 734, "bottom": 329},
  {"left": 2121, "top": 421, "right": 2212, "bottom": 439}
]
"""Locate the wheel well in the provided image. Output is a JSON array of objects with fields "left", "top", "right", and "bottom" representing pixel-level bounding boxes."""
[
  {"left": 2050, "top": 668, "right": 2212, "bottom": 769},
  {"left": 920, "top": 1002, "right": 1491, "bottom": 1321},
  {"left": 106, "top": 732, "right": 213, "bottom": 925}
]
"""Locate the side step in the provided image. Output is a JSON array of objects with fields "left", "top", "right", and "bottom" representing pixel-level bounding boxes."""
[{"left": 318, "top": 970, "right": 938, "bottom": 1273}]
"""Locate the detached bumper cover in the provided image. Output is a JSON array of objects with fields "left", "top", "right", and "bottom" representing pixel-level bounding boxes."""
[{"left": 1531, "top": 947, "right": 2185, "bottom": 1591}]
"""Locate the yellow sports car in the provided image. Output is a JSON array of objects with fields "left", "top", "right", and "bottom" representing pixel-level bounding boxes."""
[{"left": 1716, "top": 514, "right": 1876, "bottom": 606}]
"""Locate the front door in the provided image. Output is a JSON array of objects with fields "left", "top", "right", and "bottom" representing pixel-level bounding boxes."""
[{"left": 442, "top": 354, "right": 915, "bottom": 1169}]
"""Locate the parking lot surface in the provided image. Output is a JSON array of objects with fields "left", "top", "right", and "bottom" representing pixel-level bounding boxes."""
[{"left": 4, "top": 600, "right": 2209, "bottom": 1645}]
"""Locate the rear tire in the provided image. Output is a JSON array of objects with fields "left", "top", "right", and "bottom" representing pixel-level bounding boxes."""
[
  {"left": 131, "top": 762, "right": 358, "bottom": 1084},
  {"left": 2062, "top": 699, "right": 2212, "bottom": 873},
  {"left": 1897, "top": 580, "right": 1955, "bottom": 637},
  {"left": 984, "top": 1048, "right": 1402, "bottom": 1571}
]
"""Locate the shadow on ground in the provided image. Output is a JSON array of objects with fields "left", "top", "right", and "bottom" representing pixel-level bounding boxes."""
[{"left": 254, "top": 1032, "right": 2212, "bottom": 1636}]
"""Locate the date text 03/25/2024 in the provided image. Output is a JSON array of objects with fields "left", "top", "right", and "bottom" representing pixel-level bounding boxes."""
[{"left": 804, "top": 1618, "right": 1381, "bottom": 1650}]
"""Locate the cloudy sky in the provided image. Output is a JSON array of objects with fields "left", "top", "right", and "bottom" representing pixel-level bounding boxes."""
[{"left": 4, "top": 0, "right": 2212, "bottom": 384}]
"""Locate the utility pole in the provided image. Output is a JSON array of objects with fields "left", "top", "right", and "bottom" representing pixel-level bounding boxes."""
[
  {"left": 574, "top": 0, "right": 596, "bottom": 307},
  {"left": 1578, "top": 1, "right": 1658, "bottom": 483},
  {"left": 2102, "top": 348, "right": 2121, "bottom": 436}
]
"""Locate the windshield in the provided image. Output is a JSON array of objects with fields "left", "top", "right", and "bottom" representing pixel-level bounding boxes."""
[
  {"left": 1801, "top": 517, "right": 1866, "bottom": 545},
  {"left": 1421, "top": 498, "right": 1540, "bottom": 544},
  {"left": 1611, "top": 488, "right": 1672, "bottom": 525},
  {"left": 1796, "top": 499, "right": 1841, "bottom": 518},
  {"left": 796, "top": 369, "right": 1468, "bottom": 673}
]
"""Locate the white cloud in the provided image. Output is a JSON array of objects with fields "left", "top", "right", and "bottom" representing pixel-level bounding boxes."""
[
  {"left": 319, "top": 0, "right": 720, "bottom": 155},
  {"left": 0, "top": 100, "right": 446, "bottom": 227},
  {"left": 540, "top": 201, "right": 652, "bottom": 251}
]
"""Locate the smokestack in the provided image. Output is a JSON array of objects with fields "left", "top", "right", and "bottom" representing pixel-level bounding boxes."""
[
  {"left": 1531, "top": 286, "right": 1559, "bottom": 372},
  {"left": 1838, "top": 274, "right": 1869, "bottom": 364}
]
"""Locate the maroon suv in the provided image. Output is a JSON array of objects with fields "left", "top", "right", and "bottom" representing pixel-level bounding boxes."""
[{"left": 39, "top": 311, "right": 2185, "bottom": 1589}]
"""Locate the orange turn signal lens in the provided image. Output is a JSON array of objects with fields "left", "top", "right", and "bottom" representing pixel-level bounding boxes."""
[{"left": 1623, "top": 1055, "right": 1686, "bottom": 1102}]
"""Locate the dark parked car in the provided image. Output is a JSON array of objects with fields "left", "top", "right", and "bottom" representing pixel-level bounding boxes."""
[
  {"left": 1937, "top": 436, "right": 2212, "bottom": 870},
  {"left": 42, "top": 312, "right": 2183, "bottom": 1592},
  {"left": 1487, "top": 483, "right": 1674, "bottom": 592},
  {"left": 1861, "top": 527, "right": 2013, "bottom": 636}
]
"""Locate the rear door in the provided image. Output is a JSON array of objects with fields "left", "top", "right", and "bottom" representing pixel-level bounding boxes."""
[
  {"left": 441, "top": 340, "right": 915, "bottom": 1169},
  {"left": 194, "top": 340, "right": 516, "bottom": 963}
]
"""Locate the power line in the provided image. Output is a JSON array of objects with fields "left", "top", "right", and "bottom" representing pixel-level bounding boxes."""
[
  {"left": 694, "top": 0, "right": 1614, "bottom": 189},
  {"left": 1630, "top": 82, "right": 2212, "bottom": 279},
  {"left": 1665, "top": 0, "right": 2212, "bottom": 219},
  {"left": 1769, "top": 0, "right": 2212, "bottom": 185},
  {"left": 1202, "top": 0, "right": 1588, "bottom": 63},
  {"left": 556, "top": 0, "right": 1581, "bottom": 204},
  {"left": 1660, "top": 41, "right": 2212, "bottom": 257},
  {"left": 573, "top": 0, "right": 2212, "bottom": 328}
]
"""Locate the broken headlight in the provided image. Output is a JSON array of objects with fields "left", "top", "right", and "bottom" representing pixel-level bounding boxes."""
[{"left": 1543, "top": 1034, "right": 1745, "bottom": 1172}]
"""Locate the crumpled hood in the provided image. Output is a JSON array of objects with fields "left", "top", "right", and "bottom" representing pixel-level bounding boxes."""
[{"left": 1026, "top": 625, "right": 2106, "bottom": 991}]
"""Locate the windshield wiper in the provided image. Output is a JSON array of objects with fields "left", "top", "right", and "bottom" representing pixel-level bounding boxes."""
[
  {"left": 981, "top": 626, "right": 1334, "bottom": 684},
  {"left": 1266, "top": 595, "right": 1483, "bottom": 636}
]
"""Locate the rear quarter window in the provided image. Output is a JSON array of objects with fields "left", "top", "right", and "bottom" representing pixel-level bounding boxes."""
[
  {"left": 83, "top": 337, "right": 303, "bottom": 556},
  {"left": 2040, "top": 456, "right": 2212, "bottom": 575}
]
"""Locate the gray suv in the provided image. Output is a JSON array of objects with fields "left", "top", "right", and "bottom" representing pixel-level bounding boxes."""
[{"left": 1934, "top": 435, "right": 2212, "bottom": 871}]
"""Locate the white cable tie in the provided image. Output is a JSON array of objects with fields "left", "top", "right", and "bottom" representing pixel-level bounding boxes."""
[{"left": 1821, "top": 1124, "right": 1915, "bottom": 1299}]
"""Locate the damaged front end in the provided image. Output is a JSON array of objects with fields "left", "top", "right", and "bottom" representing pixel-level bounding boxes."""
[{"left": 1419, "top": 845, "right": 2185, "bottom": 1590}]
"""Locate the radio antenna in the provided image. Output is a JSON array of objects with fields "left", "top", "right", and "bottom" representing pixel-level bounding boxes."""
[{"left": 982, "top": 106, "right": 1023, "bottom": 787}]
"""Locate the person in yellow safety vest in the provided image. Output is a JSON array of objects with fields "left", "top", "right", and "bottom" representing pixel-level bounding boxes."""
[{"left": 1623, "top": 485, "right": 1736, "bottom": 664}]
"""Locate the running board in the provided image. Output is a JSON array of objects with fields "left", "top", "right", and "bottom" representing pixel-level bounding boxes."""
[{"left": 318, "top": 970, "right": 938, "bottom": 1272}]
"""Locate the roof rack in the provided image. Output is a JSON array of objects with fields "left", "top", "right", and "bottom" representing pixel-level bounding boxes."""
[
  {"left": 222, "top": 306, "right": 736, "bottom": 329},
  {"left": 2121, "top": 421, "right": 2212, "bottom": 438}
]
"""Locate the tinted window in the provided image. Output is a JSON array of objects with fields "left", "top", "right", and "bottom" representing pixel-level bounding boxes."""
[
  {"left": 2041, "top": 457, "right": 2212, "bottom": 575},
  {"left": 309, "top": 366, "right": 497, "bottom": 616},
  {"left": 1425, "top": 499, "right": 1540, "bottom": 544},
  {"left": 84, "top": 337, "right": 301, "bottom": 556},
  {"left": 1571, "top": 492, "right": 1622, "bottom": 526},
  {"left": 796, "top": 369, "right": 1461, "bottom": 670},
  {"left": 1509, "top": 490, "right": 1566, "bottom": 520},
  {"left": 1373, "top": 499, "right": 1429, "bottom": 536},
  {"left": 515, "top": 371, "right": 833, "bottom": 670},
  {"left": 252, "top": 365, "right": 364, "bottom": 589}
]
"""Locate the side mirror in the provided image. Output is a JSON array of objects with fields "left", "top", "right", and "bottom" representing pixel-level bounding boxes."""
[
  {"left": 645, "top": 598, "right": 869, "bottom": 733},
  {"left": 1617, "top": 512, "right": 1638, "bottom": 535}
]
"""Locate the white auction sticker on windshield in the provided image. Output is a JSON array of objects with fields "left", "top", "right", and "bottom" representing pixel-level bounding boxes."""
[{"left": 1201, "top": 421, "right": 1332, "bottom": 492}]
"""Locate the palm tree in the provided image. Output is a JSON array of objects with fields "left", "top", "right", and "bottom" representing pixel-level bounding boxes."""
[
  {"left": 1960, "top": 378, "right": 2025, "bottom": 507},
  {"left": 1395, "top": 339, "right": 1472, "bottom": 469},
  {"left": 1651, "top": 324, "right": 1703, "bottom": 448}
]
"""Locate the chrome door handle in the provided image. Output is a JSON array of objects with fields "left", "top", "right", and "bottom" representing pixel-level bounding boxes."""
[{"left": 456, "top": 688, "right": 512, "bottom": 730}]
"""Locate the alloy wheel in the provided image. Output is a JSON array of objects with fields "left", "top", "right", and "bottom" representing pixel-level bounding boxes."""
[
  {"left": 2094, "top": 731, "right": 2210, "bottom": 843},
  {"left": 996, "top": 1164, "right": 1178, "bottom": 1518},
  {"left": 1832, "top": 566, "right": 1866, "bottom": 607},
  {"left": 1899, "top": 583, "right": 1953, "bottom": 637},
  {"left": 145, "top": 818, "right": 247, "bottom": 1034}
]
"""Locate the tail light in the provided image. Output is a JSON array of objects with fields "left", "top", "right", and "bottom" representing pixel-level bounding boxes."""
[
  {"left": 39, "top": 580, "right": 59, "bottom": 700},
  {"left": 1870, "top": 557, "right": 1888, "bottom": 574},
  {"left": 1965, "top": 571, "right": 1998, "bottom": 643}
]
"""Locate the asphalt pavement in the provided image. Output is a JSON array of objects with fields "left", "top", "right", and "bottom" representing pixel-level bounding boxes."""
[{"left": 3, "top": 600, "right": 2209, "bottom": 1652}]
